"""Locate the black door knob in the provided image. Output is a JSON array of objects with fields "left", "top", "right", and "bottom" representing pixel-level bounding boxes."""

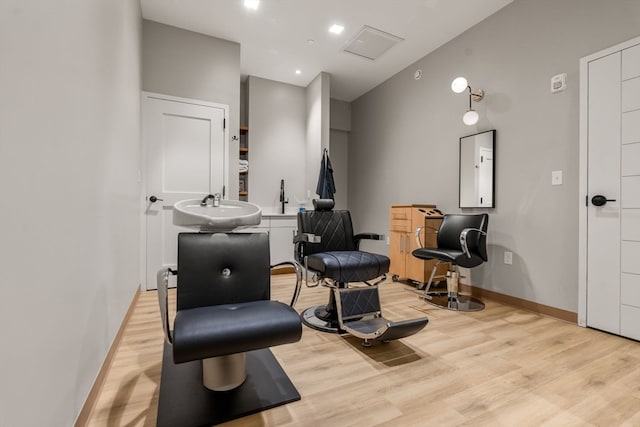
[
  {"left": 591, "top": 195, "right": 616, "bottom": 206},
  {"left": 149, "top": 195, "right": 164, "bottom": 203}
]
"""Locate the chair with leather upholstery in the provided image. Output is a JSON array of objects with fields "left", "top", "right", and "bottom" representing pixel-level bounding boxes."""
[
  {"left": 156, "top": 232, "right": 303, "bottom": 426},
  {"left": 294, "top": 199, "right": 427, "bottom": 342},
  {"left": 412, "top": 213, "right": 488, "bottom": 312}
]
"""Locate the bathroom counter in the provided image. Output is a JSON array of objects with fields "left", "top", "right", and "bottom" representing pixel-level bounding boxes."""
[{"left": 259, "top": 208, "right": 298, "bottom": 218}]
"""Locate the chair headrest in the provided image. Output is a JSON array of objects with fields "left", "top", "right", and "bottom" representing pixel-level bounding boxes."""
[{"left": 313, "top": 199, "right": 335, "bottom": 211}]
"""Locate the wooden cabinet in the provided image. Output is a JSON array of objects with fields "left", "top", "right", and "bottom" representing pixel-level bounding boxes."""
[{"left": 389, "top": 204, "right": 449, "bottom": 286}]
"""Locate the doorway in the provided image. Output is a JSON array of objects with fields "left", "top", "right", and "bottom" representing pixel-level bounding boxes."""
[
  {"left": 141, "top": 92, "right": 229, "bottom": 290},
  {"left": 579, "top": 36, "right": 640, "bottom": 340}
]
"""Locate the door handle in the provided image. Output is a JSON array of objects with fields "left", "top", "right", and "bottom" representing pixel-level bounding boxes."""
[
  {"left": 591, "top": 195, "right": 616, "bottom": 206},
  {"left": 148, "top": 195, "right": 164, "bottom": 203}
]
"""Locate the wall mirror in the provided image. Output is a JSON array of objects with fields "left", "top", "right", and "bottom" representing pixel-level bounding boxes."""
[{"left": 459, "top": 129, "right": 496, "bottom": 208}]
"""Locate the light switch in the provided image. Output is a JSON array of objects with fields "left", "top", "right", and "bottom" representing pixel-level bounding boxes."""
[{"left": 552, "top": 170, "right": 563, "bottom": 186}]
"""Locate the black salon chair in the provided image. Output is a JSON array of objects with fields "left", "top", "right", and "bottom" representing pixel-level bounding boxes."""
[
  {"left": 156, "top": 232, "right": 303, "bottom": 426},
  {"left": 294, "top": 200, "right": 427, "bottom": 342},
  {"left": 412, "top": 214, "right": 488, "bottom": 312}
]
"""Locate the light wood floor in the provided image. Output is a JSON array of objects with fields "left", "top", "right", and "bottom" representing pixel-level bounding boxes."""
[{"left": 86, "top": 275, "right": 640, "bottom": 427}]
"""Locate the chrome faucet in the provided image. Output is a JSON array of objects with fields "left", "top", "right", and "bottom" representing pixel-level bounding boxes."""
[
  {"left": 280, "top": 179, "right": 288, "bottom": 214},
  {"left": 200, "top": 193, "right": 221, "bottom": 207}
]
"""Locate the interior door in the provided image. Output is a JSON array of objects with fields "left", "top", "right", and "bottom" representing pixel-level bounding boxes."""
[
  {"left": 142, "top": 93, "right": 228, "bottom": 290},
  {"left": 584, "top": 42, "right": 640, "bottom": 339}
]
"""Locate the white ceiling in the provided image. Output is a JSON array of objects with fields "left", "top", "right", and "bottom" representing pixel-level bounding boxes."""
[{"left": 140, "top": 0, "right": 513, "bottom": 102}]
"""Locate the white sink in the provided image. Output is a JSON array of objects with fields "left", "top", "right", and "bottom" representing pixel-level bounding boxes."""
[{"left": 173, "top": 199, "right": 262, "bottom": 231}]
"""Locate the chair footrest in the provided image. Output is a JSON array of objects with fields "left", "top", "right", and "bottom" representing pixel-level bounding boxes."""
[{"left": 341, "top": 316, "right": 428, "bottom": 341}]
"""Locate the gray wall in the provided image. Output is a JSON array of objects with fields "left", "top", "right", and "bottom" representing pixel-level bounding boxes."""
[
  {"left": 350, "top": 0, "right": 640, "bottom": 312},
  {"left": 330, "top": 129, "right": 349, "bottom": 210},
  {"left": 247, "top": 76, "right": 307, "bottom": 210},
  {"left": 0, "top": 1, "right": 142, "bottom": 425},
  {"left": 142, "top": 20, "right": 241, "bottom": 198},
  {"left": 306, "top": 72, "right": 331, "bottom": 200},
  {"left": 330, "top": 99, "right": 352, "bottom": 210}
]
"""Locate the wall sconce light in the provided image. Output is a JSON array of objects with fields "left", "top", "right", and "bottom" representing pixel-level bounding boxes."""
[{"left": 451, "top": 77, "right": 484, "bottom": 125}]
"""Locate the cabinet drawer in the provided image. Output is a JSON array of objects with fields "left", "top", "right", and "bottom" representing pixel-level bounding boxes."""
[
  {"left": 390, "top": 207, "right": 411, "bottom": 220},
  {"left": 270, "top": 217, "right": 297, "bottom": 228},
  {"left": 390, "top": 220, "right": 411, "bottom": 232}
]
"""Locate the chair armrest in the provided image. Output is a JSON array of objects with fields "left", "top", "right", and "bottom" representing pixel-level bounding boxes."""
[
  {"left": 353, "top": 233, "right": 385, "bottom": 249},
  {"left": 292, "top": 232, "right": 322, "bottom": 244},
  {"left": 156, "top": 268, "right": 173, "bottom": 345},
  {"left": 414, "top": 225, "right": 439, "bottom": 248},
  {"left": 460, "top": 228, "right": 487, "bottom": 258},
  {"left": 270, "top": 261, "right": 303, "bottom": 307}
]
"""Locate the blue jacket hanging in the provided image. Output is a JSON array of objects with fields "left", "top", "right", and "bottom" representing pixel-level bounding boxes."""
[{"left": 316, "top": 148, "right": 336, "bottom": 200}]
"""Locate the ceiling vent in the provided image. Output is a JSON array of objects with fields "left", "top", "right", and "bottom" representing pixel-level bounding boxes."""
[{"left": 343, "top": 25, "right": 404, "bottom": 61}]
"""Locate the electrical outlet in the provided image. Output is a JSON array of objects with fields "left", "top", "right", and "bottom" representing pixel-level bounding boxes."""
[{"left": 504, "top": 251, "right": 513, "bottom": 265}]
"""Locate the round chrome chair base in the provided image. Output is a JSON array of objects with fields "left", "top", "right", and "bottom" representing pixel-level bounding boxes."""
[
  {"left": 422, "top": 292, "right": 485, "bottom": 312},
  {"left": 301, "top": 305, "right": 340, "bottom": 333}
]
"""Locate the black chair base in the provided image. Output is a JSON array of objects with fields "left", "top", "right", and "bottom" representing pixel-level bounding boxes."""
[
  {"left": 301, "top": 304, "right": 341, "bottom": 333},
  {"left": 157, "top": 344, "right": 300, "bottom": 427},
  {"left": 421, "top": 291, "right": 485, "bottom": 312}
]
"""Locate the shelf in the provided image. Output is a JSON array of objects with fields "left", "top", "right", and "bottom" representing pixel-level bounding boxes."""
[{"left": 240, "top": 125, "right": 248, "bottom": 199}]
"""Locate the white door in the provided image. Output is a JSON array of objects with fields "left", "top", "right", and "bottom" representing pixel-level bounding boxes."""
[
  {"left": 580, "top": 38, "right": 640, "bottom": 340},
  {"left": 142, "top": 92, "right": 229, "bottom": 290}
]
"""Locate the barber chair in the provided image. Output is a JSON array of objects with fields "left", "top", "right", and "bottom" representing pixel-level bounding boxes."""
[
  {"left": 156, "top": 232, "right": 303, "bottom": 426},
  {"left": 294, "top": 199, "right": 428, "bottom": 342},
  {"left": 412, "top": 214, "right": 488, "bottom": 312}
]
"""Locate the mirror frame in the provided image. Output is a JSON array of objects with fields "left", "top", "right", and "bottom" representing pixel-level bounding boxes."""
[{"left": 459, "top": 129, "right": 496, "bottom": 208}]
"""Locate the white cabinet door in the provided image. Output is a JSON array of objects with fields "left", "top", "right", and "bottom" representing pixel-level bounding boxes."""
[
  {"left": 268, "top": 217, "right": 297, "bottom": 264},
  {"left": 142, "top": 92, "right": 228, "bottom": 290}
]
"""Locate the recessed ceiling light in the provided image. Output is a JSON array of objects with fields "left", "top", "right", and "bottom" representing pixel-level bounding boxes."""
[
  {"left": 295, "top": 69, "right": 302, "bottom": 75},
  {"left": 329, "top": 24, "right": 344, "bottom": 35},
  {"left": 244, "top": 0, "right": 259, "bottom": 10}
]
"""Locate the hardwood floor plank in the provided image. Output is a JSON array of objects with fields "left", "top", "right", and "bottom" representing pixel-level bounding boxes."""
[{"left": 85, "top": 274, "right": 640, "bottom": 426}]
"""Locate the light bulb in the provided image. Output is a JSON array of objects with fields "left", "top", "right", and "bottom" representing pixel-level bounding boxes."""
[
  {"left": 463, "top": 109, "right": 479, "bottom": 125},
  {"left": 451, "top": 77, "right": 468, "bottom": 93}
]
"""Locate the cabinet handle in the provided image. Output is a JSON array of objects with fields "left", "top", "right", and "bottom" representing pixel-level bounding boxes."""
[
  {"left": 400, "top": 234, "right": 404, "bottom": 253},
  {"left": 405, "top": 234, "right": 410, "bottom": 252}
]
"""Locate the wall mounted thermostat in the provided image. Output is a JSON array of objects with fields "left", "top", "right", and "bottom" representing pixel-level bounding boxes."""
[{"left": 551, "top": 73, "right": 567, "bottom": 93}]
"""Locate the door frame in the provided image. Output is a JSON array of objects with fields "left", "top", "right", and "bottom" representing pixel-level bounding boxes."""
[
  {"left": 578, "top": 35, "right": 640, "bottom": 327},
  {"left": 139, "top": 91, "right": 230, "bottom": 290}
]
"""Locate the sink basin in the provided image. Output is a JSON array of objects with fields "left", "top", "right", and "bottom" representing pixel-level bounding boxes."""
[{"left": 174, "top": 199, "right": 262, "bottom": 231}]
